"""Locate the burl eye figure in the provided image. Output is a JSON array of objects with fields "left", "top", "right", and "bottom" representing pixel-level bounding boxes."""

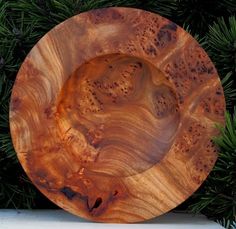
[{"left": 10, "top": 8, "right": 225, "bottom": 223}]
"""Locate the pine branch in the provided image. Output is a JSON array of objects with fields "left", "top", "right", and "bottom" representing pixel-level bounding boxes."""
[
  {"left": 0, "top": 0, "right": 44, "bottom": 209},
  {"left": 221, "top": 72, "right": 236, "bottom": 109},
  {"left": 207, "top": 16, "right": 236, "bottom": 76},
  {"left": 173, "top": 0, "right": 233, "bottom": 36},
  {"left": 217, "top": 218, "right": 236, "bottom": 229},
  {"left": 183, "top": 24, "right": 207, "bottom": 47},
  {"left": 9, "top": 0, "right": 82, "bottom": 29},
  {"left": 80, "top": 0, "right": 139, "bottom": 10},
  {"left": 136, "top": 0, "right": 178, "bottom": 18},
  {"left": 219, "top": 0, "right": 236, "bottom": 14}
]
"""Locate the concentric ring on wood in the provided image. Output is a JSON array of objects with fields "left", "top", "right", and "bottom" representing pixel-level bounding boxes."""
[{"left": 10, "top": 7, "right": 225, "bottom": 223}]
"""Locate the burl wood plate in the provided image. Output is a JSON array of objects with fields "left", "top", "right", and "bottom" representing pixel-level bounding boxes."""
[{"left": 10, "top": 7, "right": 225, "bottom": 223}]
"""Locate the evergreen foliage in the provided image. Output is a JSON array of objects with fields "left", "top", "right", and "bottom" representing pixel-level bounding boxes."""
[
  {"left": 173, "top": 0, "right": 236, "bottom": 36},
  {"left": 0, "top": 0, "right": 235, "bottom": 227},
  {"left": 217, "top": 218, "right": 236, "bottom": 229},
  {"left": 207, "top": 17, "right": 236, "bottom": 76}
]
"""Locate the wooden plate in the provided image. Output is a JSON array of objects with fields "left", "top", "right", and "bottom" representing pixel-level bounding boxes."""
[{"left": 10, "top": 7, "right": 225, "bottom": 223}]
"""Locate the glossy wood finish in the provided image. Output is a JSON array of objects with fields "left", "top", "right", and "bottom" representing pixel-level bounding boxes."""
[{"left": 10, "top": 8, "right": 225, "bottom": 223}]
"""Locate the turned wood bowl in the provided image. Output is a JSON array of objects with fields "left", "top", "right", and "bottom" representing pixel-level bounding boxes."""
[{"left": 10, "top": 7, "right": 225, "bottom": 223}]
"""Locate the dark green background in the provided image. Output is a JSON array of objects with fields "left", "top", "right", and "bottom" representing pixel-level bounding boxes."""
[{"left": 0, "top": 1, "right": 235, "bottom": 228}]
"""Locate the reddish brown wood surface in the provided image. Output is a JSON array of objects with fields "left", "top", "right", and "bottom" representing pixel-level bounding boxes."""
[{"left": 10, "top": 7, "right": 225, "bottom": 223}]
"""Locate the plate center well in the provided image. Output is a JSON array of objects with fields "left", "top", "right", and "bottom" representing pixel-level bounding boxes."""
[{"left": 56, "top": 53, "right": 180, "bottom": 177}]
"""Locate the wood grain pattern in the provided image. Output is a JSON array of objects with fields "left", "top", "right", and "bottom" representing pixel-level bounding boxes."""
[{"left": 9, "top": 7, "right": 225, "bottom": 223}]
